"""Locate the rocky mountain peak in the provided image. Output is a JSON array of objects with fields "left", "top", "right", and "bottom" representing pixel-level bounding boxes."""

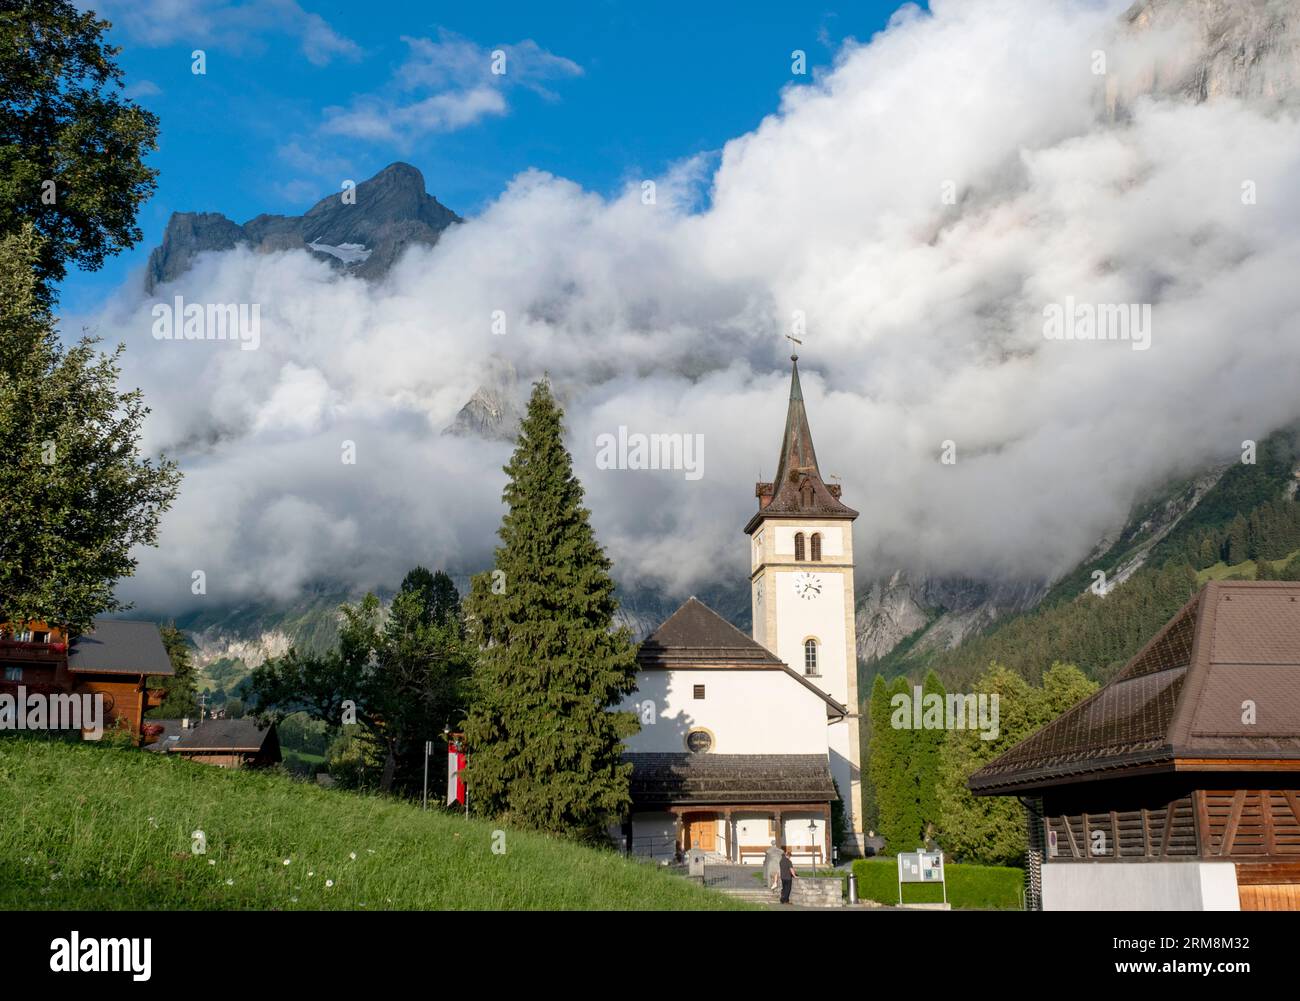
[{"left": 144, "top": 161, "right": 461, "bottom": 294}]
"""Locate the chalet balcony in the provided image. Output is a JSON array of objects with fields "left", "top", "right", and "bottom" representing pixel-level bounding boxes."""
[{"left": 0, "top": 638, "right": 68, "bottom": 663}]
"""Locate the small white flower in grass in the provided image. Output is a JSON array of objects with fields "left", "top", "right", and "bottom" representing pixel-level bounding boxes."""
[
  {"left": 326, "top": 879, "right": 334, "bottom": 888},
  {"left": 367, "top": 849, "right": 375, "bottom": 854},
  {"left": 308, "top": 871, "right": 314, "bottom": 877},
  {"left": 208, "top": 860, "right": 216, "bottom": 866},
  {"left": 283, "top": 859, "right": 291, "bottom": 866},
  {"left": 225, "top": 878, "right": 234, "bottom": 886},
  {"left": 290, "top": 896, "right": 299, "bottom": 903},
  {"left": 349, "top": 852, "right": 356, "bottom": 860}
]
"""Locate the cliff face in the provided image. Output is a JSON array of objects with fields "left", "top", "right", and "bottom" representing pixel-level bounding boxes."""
[
  {"left": 856, "top": 572, "right": 1047, "bottom": 665},
  {"left": 442, "top": 357, "right": 525, "bottom": 443},
  {"left": 1112, "top": 0, "right": 1300, "bottom": 112},
  {"left": 144, "top": 162, "right": 461, "bottom": 293}
]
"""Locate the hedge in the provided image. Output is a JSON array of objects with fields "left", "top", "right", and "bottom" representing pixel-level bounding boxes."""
[{"left": 851, "top": 857, "right": 1023, "bottom": 909}]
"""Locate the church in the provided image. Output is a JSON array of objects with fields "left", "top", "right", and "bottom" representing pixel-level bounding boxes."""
[{"left": 615, "top": 354, "right": 866, "bottom": 863}]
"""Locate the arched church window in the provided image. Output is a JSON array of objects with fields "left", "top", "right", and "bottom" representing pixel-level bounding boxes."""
[
  {"left": 804, "top": 639, "right": 819, "bottom": 676},
  {"left": 794, "top": 532, "right": 805, "bottom": 561},
  {"left": 810, "top": 532, "right": 822, "bottom": 562}
]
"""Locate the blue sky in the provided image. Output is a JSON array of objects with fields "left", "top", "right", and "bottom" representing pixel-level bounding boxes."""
[{"left": 64, "top": 0, "right": 916, "bottom": 312}]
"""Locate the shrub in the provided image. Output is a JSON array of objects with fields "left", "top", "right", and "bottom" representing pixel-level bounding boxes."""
[{"left": 851, "top": 857, "right": 1022, "bottom": 909}]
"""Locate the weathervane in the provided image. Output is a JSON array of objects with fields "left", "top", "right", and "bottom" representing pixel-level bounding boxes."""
[{"left": 785, "top": 331, "right": 802, "bottom": 360}]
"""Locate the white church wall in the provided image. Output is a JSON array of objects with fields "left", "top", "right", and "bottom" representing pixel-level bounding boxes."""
[
  {"left": 781, "top": 814, "right": 827, "bottom": 863},
  {"left": 734, "top": 813, "right": 776, "bottom": 861},
  {"left": 619, "top": 669, "right": 827, "bottom": 755},
  {"left": 772, "top": 570, "right": 850, "bottom": 707},
  {"left": 827, "top": 724, "right": 855, "bottom": 830},
  {"left": 629, "top": 812, "right": 677, "bottom": 862},
  {"left": 773, "top": 524, "right": 845, "bottom": 558}
]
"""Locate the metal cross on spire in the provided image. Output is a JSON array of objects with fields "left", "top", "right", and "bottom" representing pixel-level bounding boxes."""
[{"left": 785, "top": 331, "right": 802, "bottom": 360}]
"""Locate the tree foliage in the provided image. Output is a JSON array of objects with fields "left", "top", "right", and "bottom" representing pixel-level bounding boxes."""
[
  {"left": 866, "top": 671, "right": 946, "bottom": 853},
  {"left": 0, "top": 226, "right": 180, "bottom": 635},
  {"left": 248, "top": 570, "right": 472, "bottom": 795},
  {"left": 935, "top": 661, "right": 1097, "bottom": 866},
  {"left": 463, "top": 380, "right": 639, "bottom": 839},
  {"left": 0, "top": 0, "right": 160, "bottom": 304},
  {"left": 148, "top": 623, "right": 198, "bottom": 719}
]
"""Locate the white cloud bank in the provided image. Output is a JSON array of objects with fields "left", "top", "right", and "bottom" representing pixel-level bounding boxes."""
[{"left": 79, "top": 0, "right": 1300, "bottom": 614}]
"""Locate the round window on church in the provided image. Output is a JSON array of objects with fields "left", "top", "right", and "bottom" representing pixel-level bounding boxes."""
[{"left": 685, "top": 729, "right": 714, "bottom": 753}]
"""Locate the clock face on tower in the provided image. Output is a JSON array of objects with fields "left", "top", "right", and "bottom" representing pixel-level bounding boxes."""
[{"left": 793, "top": 572, "right": 822, "bottom": 600}]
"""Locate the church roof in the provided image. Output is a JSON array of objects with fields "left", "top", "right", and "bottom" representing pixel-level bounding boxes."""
[
  {"left": 745, "top": 355, "right": 858, "bottom": 535},
  {"left": 638, "top": 596, "right": 783, "bottom": 668},
  {"left": 625, "top": 752, "right": 839, "bottom": 805},
  {"left": 968, "top": 580, "right": 1300, "bottom": 794},
  {"left": 636, "top": 597, "right": 849, "bottom": 718}
]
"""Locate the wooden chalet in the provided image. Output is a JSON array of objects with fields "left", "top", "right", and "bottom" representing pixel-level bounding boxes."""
[
  {"left": 146, "top": 717, "right": 281, "bottom": 768},
  {"left": 969, "top": 580, "right": 1300, "bottom": 911},
  {"left": 0, "top": 619, "right": 173, "bottom": 742}
]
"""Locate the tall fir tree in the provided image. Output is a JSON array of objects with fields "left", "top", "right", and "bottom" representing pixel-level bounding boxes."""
[
  {"left": 865, "top": 674, "right": 890, "bottom": 838},
  {"left": 910, "top": 669, "right": 947, "bottom": 846},
  {"left": 865, "top": 674, "right": 890, "bottom": 839},
  {"left": 463, "top": 380, "right": 639, "bottom": 839}
]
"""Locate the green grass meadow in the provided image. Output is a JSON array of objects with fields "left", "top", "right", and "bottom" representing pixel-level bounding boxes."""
[{"left": 0, "top": 737, "right": 749, "bottom": 911}]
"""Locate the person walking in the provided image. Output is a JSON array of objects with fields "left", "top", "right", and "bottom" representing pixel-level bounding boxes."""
[
  {"left": 779, "top": 845, "right": 798, "bottom": 904},
  {"left": 763, "top": 840, "right": 783, "bottom": 892}
]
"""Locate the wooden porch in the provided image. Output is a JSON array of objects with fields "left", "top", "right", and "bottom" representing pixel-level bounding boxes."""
[{"left": 627, "top": 802, "right": 832, "bottom": 866}]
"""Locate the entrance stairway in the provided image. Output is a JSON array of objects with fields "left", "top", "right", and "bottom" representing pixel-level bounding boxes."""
[{"left": 700, "top": 863, "right": 779, "bottom": 905}]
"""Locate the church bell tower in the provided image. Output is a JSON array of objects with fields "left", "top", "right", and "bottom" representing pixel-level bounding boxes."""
[{"left": 745, "top": 354, "right": 865, "bottom": 854}]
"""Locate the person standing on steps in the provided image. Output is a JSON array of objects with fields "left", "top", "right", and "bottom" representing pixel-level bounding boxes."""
[
  {"left": 779, "top": 845, "right": 799, "bottom": 904},
  {"left": 763, "top": 840, "right": 783, "bottom": 891}
]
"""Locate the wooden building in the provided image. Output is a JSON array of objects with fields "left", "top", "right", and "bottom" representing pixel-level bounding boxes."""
[
  {"left": 969, "top": 580, "right": 1300, "bottom": 911},
  {"left": 0, "top": 619, "right": 173, "bottom": 741},
  {"left": 146, "top": 717, "right": 281, "bottom": 768}
]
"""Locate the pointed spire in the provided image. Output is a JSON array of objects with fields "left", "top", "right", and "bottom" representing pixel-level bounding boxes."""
[
  {"left": 772, "top": 354, "right": 819, "bottom": 488},
  {"left": 746, "top": 354, "right": 857, "bottom": 533}
]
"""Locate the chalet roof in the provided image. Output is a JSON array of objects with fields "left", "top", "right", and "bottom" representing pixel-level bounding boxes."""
[
  {"left": 68, "top": 619, "right": 173, "bottom": 676},
  {"left": 636, "top": 597, "right": 849, "bottom": 718},
  {"left": 745, "top": 355, "right": 857, "bottom": 535},
  {"left": 969, "top": 580, "right": 1300, "bottom": 794},
  {"left": 148, "top": 717, "right": 278, "bottom": 753},
  {"left": 625, "top": 752, "right": 839, "bottom": 805}
]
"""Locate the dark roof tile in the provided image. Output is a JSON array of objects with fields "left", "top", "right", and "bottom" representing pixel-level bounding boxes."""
[
  {"left": 969, "top": 580, "right": 1300, "bottom": 793},
  {"left": 626, "top": 752, "right": 838, "bottom": 805},
  {"left": 745, "top": 356, "right": 857, "bottom": 534},
  {"left": 68, "top": 619, "right": 173, "bottom": 676}
]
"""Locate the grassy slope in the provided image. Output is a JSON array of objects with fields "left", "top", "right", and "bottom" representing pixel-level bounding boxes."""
[
  {"left": 1196, "top": 547, "right": 1300, "bottom": 583},
  {"left": 0, "top": 739, "right": 747, "bottom": 911}
]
